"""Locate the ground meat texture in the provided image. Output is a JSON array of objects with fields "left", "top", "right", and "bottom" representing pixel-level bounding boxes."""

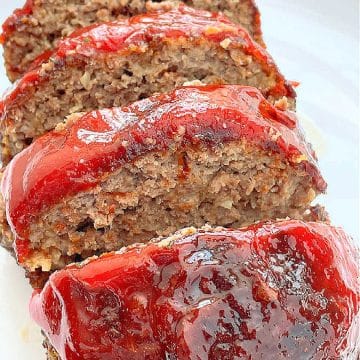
[
  {"left": 1, "top": 0, "right": 264, "bottom": 82},
  {"left": 29, "top": 221, "right": 360, "bottom": 360},
  {"left": 0, "top": 5, "right": 295, "bottom": 165},
  {"left": 12, "top": 204, "right": 332, "bottom": 290},
  {"left": 1, "top": 85, "right": 325, "bottom": 272}
]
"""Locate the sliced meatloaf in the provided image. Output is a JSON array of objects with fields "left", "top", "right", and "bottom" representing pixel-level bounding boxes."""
[
  {"left": 0, "top": 5, "right": 295, "bottom": 165},
  {"left": 1, "top": 85, "right": 325, "bottom": 272},
  {"left": 1, "top": 0, "right": 263, "bottom": 82},
  {"left": 30, "top": 221, "right": 359, "bottom": 360}
]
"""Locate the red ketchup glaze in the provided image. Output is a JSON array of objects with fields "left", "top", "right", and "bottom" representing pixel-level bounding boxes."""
[
  {"left": 1, "top": 85, "right": 326, "bottom": 263},
  {"left": 0, "top": 5, "right": 294, "bottom": 117},
  {"left": 29, "top": 220, "right": 360, "bottom": 359},
  {"left": 0, "top": 0, "right": 34, "bottom": 44}
]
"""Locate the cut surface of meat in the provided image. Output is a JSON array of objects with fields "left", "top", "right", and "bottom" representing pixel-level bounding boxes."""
[
  {"left": 1, "top": 0, "right": 264, "bottom": 81},
  {"left": 0, "top": 4, "right": 295, "bottom": 165},
  {"left": 1, "top": 85, "right": 324, "bottom": 272},
  {"left": 30, "top": 221, "right": 360, "bottom": 360}
]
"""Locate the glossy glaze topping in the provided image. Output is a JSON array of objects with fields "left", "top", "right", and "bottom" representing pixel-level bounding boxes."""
[
  {"left": 1, "top": 85, "right": 326, "bottom": 263},
  {"left": 0, "top": 0, "right": 33, "bottom": 43},
  {"left": 0, "top": 5, "right": 294, "bottom": 118},
  {"left": 30, "top": 220, "right": 360, "bottom": 359}
]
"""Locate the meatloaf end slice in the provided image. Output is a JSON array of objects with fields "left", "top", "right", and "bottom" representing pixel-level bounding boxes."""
[
  {"left": 1, "top": 85, "right": 325, "bottom": 272},
  {"left": 30, "top": 221, "right": 359, "bottom": 359},
  {"left": 1, "top": 0, "right": 263, "bottom": 81},
  {"left": 0, "top": 5, "right": 295, "bottom": 165}
]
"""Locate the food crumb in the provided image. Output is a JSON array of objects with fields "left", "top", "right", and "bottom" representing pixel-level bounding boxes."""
[{"left": 20, "top": 326, "right": 30, "bottom": 343}]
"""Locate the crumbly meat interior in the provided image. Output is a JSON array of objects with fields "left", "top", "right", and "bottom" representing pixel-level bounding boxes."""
[
  {"left": 22, "top": 142, "right": 318, "bottom": 271},
  {"left": 44, "top": 340, "right": 59, "bottom": 360},
  {"left": 3, "top": 0, "right": 260, "bottom": 81},
  {"left": 2, "top": 40, "right": 284, "bottom": 162}
]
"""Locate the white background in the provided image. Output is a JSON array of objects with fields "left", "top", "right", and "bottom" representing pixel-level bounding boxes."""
[{"left": 0, "top": 0, "right": 359, "bottom": 358}]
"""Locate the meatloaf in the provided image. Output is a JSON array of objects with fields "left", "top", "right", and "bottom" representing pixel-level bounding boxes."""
[
  {"left": 0, "top": 4, "right": 295, "bottom": 165},
  {"left": 1, "top": 0, "right": 264, "bottom": 82},
  {"left": 30, "top": 221, "right": 360, "bottom": 359},
  {"left": 1, "top": 85, "right": 325, "bottom": 272}
]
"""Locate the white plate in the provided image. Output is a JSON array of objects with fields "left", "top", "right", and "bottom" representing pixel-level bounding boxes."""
[{"left": 0, "top": 0, "right": 358, "bottom": 358}]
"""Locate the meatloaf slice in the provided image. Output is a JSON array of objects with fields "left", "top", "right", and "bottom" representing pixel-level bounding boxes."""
[
  {"left": 1, "top": 85, "right": 325, "bottom": 272},
  {"left": 1, "top": 0, "right": 263, "bottom": 81},
  {"left": 0, "top": 5, "right": 295, "bottom": 165},
  {"left": 30, "top": 221, "right": 359, "bottom": 360}
]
